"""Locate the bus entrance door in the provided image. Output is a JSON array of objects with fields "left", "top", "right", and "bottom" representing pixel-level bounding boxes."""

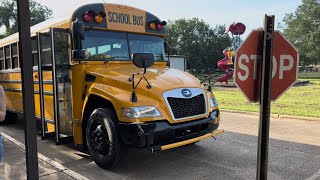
[
  {"left": 51, "top": 28, "right": 73, "bottom": 144},
  {"left": 37, "top": 32, "right": 52, "bottom": 139},
  {"left": 37, "top": 28, "right": 73, "bottom": 144}
]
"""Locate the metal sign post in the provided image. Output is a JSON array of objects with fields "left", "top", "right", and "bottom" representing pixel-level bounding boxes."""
[
  {"left": 256, "top": 15, "right": 275, "bottom": 180},
  {"left": 17, "top": 0, "right": 39, "bottom": 179}
]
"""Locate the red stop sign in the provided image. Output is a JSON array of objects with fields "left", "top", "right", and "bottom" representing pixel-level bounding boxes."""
[{"left": 234, "top": 30, "right": 299, "bottom": 102}]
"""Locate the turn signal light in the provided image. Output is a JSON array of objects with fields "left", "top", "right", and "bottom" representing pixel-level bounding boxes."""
[{"left": 83, "top": 10, "right": 95, "bottom": 22}]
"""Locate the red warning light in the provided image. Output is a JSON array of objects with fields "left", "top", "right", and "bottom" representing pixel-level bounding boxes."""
[
  {"left": 157, "top": 24, "right": 163, "bottom": 30},
  {"left": 83, "top": 10, "right": 95, "bottom": 22}
]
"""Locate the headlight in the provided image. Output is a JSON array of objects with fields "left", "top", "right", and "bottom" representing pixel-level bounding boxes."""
[
  {"left": 122, "top": 106, "right": 162, "bottom": 118},
  {"left": 210, "top": 97, "right": 218, "bottom": 108}
]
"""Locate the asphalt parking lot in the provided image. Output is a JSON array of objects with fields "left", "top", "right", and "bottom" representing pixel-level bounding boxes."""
[{"left": 1, "top": 112, "right": 320, "bottom": 180}]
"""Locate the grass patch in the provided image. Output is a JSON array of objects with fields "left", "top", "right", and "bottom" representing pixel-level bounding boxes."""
[
  {"left": 298, "top": 72, "right": 320, "bottom": 79},
  {"left": 213, "top": 79, "right": 320, "bottom": 118}
]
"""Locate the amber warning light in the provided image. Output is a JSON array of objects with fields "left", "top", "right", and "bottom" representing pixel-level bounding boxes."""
[{"left": 83, "top": 10, "right": 106, "bottom": 23}]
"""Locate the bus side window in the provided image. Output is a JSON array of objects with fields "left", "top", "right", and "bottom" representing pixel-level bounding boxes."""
[
  {"left": 40, "top": 35, "right": 52, "bottom": 66},
  {"left": 54, "top": 32, "right": 69, "bottom": 65},
  {"left": 0, "top": 47, "right": 4, "bottom": 70},
  {"left": 4, "top": 46, "right": 11, "bottom": 70},
  {"left": 11, "top": 43, "right": 19, "bottom": 69},
  {"left": 31, "top": 37, "right": 38, "bottom": 66}
]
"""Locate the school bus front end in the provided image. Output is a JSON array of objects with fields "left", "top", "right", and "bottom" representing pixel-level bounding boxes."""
[
  {"left": 68, "top": 3, "right": 223, "bottom": 169},
  {"left": 82, "top": 63, "right": 222, "bottom": 149},
  {"left": 0, "top": 3, "right": 222, "bottom": 170}
]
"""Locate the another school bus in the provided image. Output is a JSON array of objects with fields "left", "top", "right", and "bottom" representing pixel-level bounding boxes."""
[{"left": 0, "top": 3, "right": 223, "bottom": 169}]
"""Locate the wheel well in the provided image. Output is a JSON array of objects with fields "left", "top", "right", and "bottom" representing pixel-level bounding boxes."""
[{"left": 82, "top": 95, "right": 116, "bottom": 146}]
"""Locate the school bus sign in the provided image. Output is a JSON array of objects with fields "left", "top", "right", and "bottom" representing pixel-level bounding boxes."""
[
  {"left": 105, "top": 4, "right": 146, "bottom": 32},
  {"left": 234, "top": 30, "right": 299, "bottom": 102}
]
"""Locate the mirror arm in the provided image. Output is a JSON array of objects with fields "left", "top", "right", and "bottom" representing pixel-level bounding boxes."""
[
  {"left": 130, "top": 53, "right": 155, "bottom": 102},
  {"left": 130, "top": 71, "right": 152, "bottom": 102},
  {"left": 131, "top": 74, "right": 137, "bottom": 102}
]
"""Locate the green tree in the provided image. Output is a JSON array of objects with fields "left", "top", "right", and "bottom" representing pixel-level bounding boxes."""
[
  {"left": 0, "top": 0, "right": 52, "bottom": 37},
  {"left": 166, "top": 18, "right": 231, "bottom": 72},
  {"left": 281, "top": 0, "right": 320, "bottom": 66}
]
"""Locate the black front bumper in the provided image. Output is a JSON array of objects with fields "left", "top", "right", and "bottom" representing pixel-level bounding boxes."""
[{"left": 119, "top": 109, "right": 220, "bottom": 148}]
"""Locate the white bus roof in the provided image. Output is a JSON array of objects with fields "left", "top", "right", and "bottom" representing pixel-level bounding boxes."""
[{"left": 0, "top": 16, "right": 69, "bottom": 47}]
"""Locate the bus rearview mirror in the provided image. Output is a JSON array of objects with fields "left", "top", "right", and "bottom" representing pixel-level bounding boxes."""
[
  {"left": 130, "top": 53, "right": 154, "bottom": 102},
  {"left": 71, "top": 18, "right": 84, "bottom": 50},
  {"left": 132, "top": 53, "right": 155, "bottom": 69}
]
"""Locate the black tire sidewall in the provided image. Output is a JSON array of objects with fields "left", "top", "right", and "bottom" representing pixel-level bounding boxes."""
[{"left": 86, "top": 108, "right": 123, "bottom": 169}]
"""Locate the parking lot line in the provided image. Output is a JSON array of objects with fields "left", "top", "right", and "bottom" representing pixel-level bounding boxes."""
[{"left": 306, "top": 168, "right": 320, "bottom": 180}]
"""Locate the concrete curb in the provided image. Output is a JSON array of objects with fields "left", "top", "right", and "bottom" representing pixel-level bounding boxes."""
[
  {"left": 1, "top": 132, "right": 89, "bottom": 180},
  {"left": 220, "top": 109, "right": 320, "bottom": 121}
]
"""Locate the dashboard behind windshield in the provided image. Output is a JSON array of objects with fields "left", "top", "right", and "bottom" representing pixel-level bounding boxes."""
[{"left": 82, "top": 31, "right": 166, "bottom": 61}]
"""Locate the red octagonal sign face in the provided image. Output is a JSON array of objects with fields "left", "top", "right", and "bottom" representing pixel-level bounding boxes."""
[{"left": 234, "top": 30, "right": 299, "bottom": 102}]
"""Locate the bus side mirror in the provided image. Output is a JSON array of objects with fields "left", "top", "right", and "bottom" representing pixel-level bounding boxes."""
[
  {"left": 130, "top": 53, "right": 155, "bottom": 102},
  {"left": 132, "top": 53, "right": 155, "bottom": 69},
  {"left": 71, "top": 18, "right": 85, "bottom": 59}
]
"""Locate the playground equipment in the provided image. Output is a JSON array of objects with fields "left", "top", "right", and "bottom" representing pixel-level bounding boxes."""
[
  {"left": 216, "top": 22, "right": 246, "bottom": 83},
  {"left": 216, "top": 49, "right": 234, "bottom": 83}
]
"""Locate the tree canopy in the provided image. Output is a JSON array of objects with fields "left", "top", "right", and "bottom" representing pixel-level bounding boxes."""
[
  {"left": 0, "top": 0, "right": 52, "bottom": 38},
  {"left": 282, "top": 0, "right": 320, "bottom": 65},
  {"left": 166, "top": 18, "right": 231, "bottom": 72}
]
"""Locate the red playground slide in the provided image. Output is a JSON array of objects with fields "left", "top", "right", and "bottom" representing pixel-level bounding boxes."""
[
  {"left": 216, "top": 22, "right": 245, "bottom": 84},
  {"left": 216, "top": 49, "right": 233, "bottom": 83}
]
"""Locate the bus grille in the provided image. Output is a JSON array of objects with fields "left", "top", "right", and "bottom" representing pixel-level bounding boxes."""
[{"left": 167, "top": 94, "right": 206, "bottom": 119}]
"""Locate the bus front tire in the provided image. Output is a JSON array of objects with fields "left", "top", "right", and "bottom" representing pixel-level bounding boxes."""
[{"left": 86, "top": 108, "right": 126, "bottom": 169}]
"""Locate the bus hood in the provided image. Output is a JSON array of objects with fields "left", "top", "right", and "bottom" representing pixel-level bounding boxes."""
[{"left": 85, "top": 64, "right": 203, "bottom": 94}]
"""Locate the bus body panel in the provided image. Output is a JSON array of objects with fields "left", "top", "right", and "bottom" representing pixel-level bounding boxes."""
[{"left": 0, "top": 70, "right": 55, "bottom": 128}]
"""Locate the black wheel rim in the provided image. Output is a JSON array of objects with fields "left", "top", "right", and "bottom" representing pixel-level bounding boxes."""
[{"left": 90, "top": 122, "right": 110, "bottom": 155}]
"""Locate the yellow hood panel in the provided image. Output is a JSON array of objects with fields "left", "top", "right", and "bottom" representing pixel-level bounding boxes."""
[{"left": 86, "top": 63, "right": 202, "bottom": 93}]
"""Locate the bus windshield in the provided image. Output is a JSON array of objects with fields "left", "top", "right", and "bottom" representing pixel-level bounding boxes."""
[{"left": 82, "top": 31, "right": 166, "bottom": 61}]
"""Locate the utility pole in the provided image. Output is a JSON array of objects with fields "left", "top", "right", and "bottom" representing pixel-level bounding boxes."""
[{"left": 17, "top": 0, "right": 39, "bottom": 179}]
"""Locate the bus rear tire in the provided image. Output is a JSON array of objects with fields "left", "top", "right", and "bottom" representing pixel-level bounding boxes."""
[{"left": 86, "top": 108, "right": 127, "bottom": 169}]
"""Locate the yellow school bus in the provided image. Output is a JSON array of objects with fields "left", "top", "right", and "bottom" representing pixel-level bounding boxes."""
[{"left": 0, "top": 3, "right": 223, "bottom": 169}]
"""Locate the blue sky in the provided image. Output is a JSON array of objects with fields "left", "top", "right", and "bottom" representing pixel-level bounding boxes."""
[{"left": 34, "top": 0, "right": 302, "bottom": 38}]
